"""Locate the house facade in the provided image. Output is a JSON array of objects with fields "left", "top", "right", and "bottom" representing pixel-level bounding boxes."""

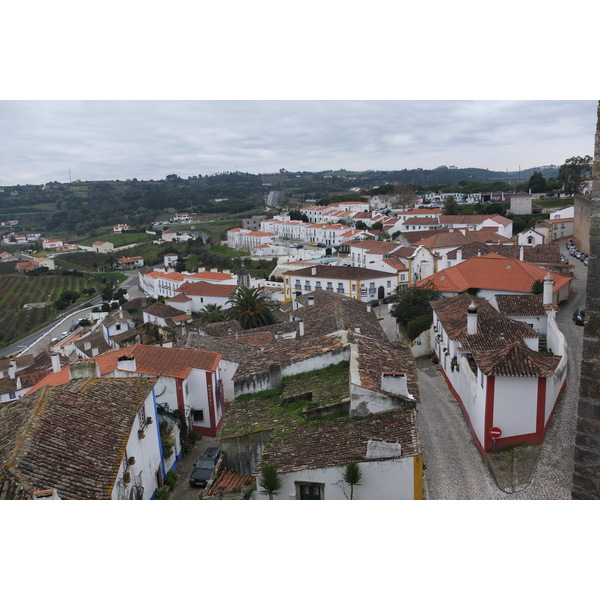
[
  {"left": 429, "top": 291, "right": 567, "bottom": 456},
  {"left": 282, "top": 265, "right": 398, "bottom": 304},
  {"left": 1, "top": 377, "right": 169, "bottom": 500}
]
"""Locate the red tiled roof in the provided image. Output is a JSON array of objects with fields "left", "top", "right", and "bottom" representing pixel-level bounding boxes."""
[
  {"left": 472, "top": 342, "right": 560, "bottom": 377},
  {"left": 178, "top": 281, "right": 238, "bottom": 298},
  {"left": 31, "top": 344, "right": 222, "bottom": 394},
  {"left": 207, "top": 472, "right": 256, "bottom": 496},
  {"left": 188, "top": 271, "right": 236, "bottom": 282},
  {"left": 1, "top": 377, "right": 157, "bottom": 500},
  {"left": 417, "top": 255, "right": 571, "bottom": 294}
]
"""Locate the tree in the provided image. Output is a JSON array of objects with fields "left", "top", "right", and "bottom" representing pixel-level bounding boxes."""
[
  {"left": 531, "top": 279, "right": 543, "bottom": 295},
  {"left": 528, "top": 171, "right": 547, "bottom": 194},
  {"left": 341, "top": 461, "right": 362, "bottom": 500},
  {"left": 443, "top": 196, "right": 460, "bottom": 215},
  {"left": 198, "top": 303, "right": 226, "bottom": 323},
  {"left": 355, "top": 220, "right": 368, "bottom": 231},
  {"left": 101, "top": 280, "right": 116, "bottom": 302},
  {"left": 226, "top": 286, "right": 276, "bottom": 329},
  {"left": 390, "top": 183, "right": 416, "bottom": 210},
  {"left": 258, "top": 464, "right": 282, "bottom": 499},
  {"left": 371, "top": 221, "right": 384, "bottom": 231},
  {"left": 558, "top": 155, "right": 592, "bottom": 195},
  {"left": 389, "top": 283, "right": 441, "bottom": 330},
  {"left": 288, "top": 209, "right": 308, "bottom": 222}
]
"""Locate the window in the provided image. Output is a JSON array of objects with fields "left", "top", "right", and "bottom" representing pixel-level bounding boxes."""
[
  {"left": 315, "top": 281, "right": 322, "bottom": 290},
  {"left": 295, "top": 481, "right": 324, "bottom": 500},
  {"left": 337, "top": 284, "right": 344, "bottom": 293},
  {"left": 138, "top": 405, "right": 146, "bottom": 428},
  {"left": 9, "top": 391, "right": 16, "bottom": 400},
  {"left": 192, "top": 409, "right": 205, "bottom": 422}
]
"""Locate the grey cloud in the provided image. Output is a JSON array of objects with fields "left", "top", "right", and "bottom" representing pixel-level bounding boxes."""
[{"left": 0, "top": 100, "right": 596, "bottom": 185}]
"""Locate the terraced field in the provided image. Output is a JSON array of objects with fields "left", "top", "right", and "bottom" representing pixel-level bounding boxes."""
[{"left": 0, "top": 274, "right": 90, "bottom": 349}]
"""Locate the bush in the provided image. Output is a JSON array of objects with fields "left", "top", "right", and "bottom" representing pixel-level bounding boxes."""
[
  {"left": 407, "top": 314, "right": 433, "bottom": 340},
  {"left": 165, "top": 470, "right": 178, "bottom": 490},
  {"left": 154, "top": 488, "right": 169, "bottom": 500}
]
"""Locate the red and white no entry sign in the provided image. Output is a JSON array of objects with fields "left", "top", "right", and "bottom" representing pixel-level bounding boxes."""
[{"left": 489, "top": 426, "right": 502, "bottom": 439}]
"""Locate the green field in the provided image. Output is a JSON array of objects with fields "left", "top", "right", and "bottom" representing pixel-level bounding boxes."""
[{"left": 0, "top": 274, "right": 94, "bottom": 349}]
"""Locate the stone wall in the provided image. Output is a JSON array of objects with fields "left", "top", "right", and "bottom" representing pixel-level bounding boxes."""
[
  {"left": 572, "top": 101, "right": 600, "bottom": 499},
  {"left": 221, "top": 430, "right": 273, "bottom": 475},
  {"left": 574, "top": 195, "right": 591, "bottom": 255}
]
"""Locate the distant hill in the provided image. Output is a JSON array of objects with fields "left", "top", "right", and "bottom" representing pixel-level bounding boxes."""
[{"left": 0, "top": 165, "right": 560, "bottom": 236}]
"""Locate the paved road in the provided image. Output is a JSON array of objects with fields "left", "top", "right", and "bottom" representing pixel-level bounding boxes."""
[{"left": 417, "top": 243, "right": 586, "bottom": 499}]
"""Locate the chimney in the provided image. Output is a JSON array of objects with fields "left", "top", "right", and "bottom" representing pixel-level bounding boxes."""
[
  {"left": 8, "top": 362, "right": 16, "bottom": 380},
  {"left": 69, "top": 361, "right": 100, "bottom": 381},
  {"left": 298, "top": 319, "right": 305, "bottom": 337},
  {"left": 519, "top": 245, "right": 525, "bottom": 261},
  {"left": 117, "top": 355, "right": 137, "bottom": 372},
  {"left": 543, "top": 273, "right": 554, "bottom": 305},
  {"left": 456, "top": 248, "right": 462, "bottom": 262},
  {"left": 354, "top": 326, "right": 361, "bottom": 334},
  {"left": 311, "top": 266, "right": 317, "bottom": 276},
  {"left": 51, "top": 353, "right": 61, "bottom": 374},
  {"left": 308, "top": 296, "right": 315, "bottom": 306},
  {"left": 467, "top": 302, "right": 478, "bottom": 335},
  {"left": 380, "top": 372, "right": 413, "bottom": 399},
  {"left": 367, "top": 304, "right": 372, "bottom": 312}
]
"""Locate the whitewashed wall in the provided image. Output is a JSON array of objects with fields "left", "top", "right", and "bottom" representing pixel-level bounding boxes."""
[
  {"left": 111, "top": 390, "right": 163, "bottom": 500},
  {"left": 256, "top": 458, "right": 416, "bottom": 500},
  {"left": 492, "top": 377, "right": 538, "bottom": 437}
]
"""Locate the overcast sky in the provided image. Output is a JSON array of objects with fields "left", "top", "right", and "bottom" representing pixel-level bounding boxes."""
[{"left": 0, "top": 100, "right": 596, "bottom": 186}]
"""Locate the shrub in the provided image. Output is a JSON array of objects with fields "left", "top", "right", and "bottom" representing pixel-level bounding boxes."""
[
  {"left": 165, "top": 470, "right": 178, "bottom": 490},
  {"left": 154, "top": 488, "right": 169, "bottom": 500},
  {"left": 407, "top": 314, "right": 433, "bottom": 340}
]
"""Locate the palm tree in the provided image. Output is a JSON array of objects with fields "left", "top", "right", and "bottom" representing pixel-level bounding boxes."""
[
  {"left": 198, "top": 303, "right": 226, "bottom": 323},
  {"left": 226, "top": 286, "right": 276, "bottom": 330},
  {"left": 258, "top": 464, "right": 282, "bottom": 500},
  {"left": 342, "top": 461, "right": 362, "bottom": 500}
]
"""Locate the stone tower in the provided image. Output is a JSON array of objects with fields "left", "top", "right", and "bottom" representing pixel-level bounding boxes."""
[{"left": 572, "top": 101, "right": 600, "bottom": 499}]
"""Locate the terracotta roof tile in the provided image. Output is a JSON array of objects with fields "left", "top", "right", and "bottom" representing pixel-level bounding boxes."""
[
  {"left": 0, "top": 377, "right": 156, "bottom": 499},
  {"left": 207, "top": 472, "right": 256, "bottom": 496},
  {"left": 494, "top": 294, "right": 546, "bottom": 317},
  {"left": 177, "top": 281, "right": 238, "bottom": 298},
  {"left": 472, "top": 342, "right": 560, "bottom": 377},
  {"left": 418, "top": 256, "right": 571, "bottom": 294},
  {"left": 431, "top": 295, "right": 540, "bottom": 354}
]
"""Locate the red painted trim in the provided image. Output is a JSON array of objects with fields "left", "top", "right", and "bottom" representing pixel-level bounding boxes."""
[
  {"left": 437, "top": 361, "right": 486, "bottom": 457},
  {"left": 484, "top": 376, "right": 496, "bottom": 453},
  {"left": 175, "top": 379, "right": 185, "bottom": 418},
  {"left": 536, "top": 377, "right": 546, "bottom": 442}
]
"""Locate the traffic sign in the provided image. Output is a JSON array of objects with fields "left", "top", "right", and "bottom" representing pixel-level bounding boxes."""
[{"left": 489, "top": 426, "right": 502, "bottom": 439}]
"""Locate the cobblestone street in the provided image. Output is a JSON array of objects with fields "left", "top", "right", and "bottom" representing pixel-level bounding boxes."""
[
  {"left": 416, "top": 243, "right": 586, "bottom": 500},
  {"left": 168, "top": 436, "right": 221, "bottom": 500}
]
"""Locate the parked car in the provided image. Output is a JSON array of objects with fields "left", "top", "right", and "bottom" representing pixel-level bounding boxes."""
[
  {"left": 368, "top": 299, "right": 380, "bottom": 307},
  {"left": 290, "top": 243, "right": 303, "bottom": 248},
  {"left": 573, "top": 308, "right": 586, "bottom": 326},
  {"left": 579, "top": 253, "right": 587, "bottom": 262},
  {"left": 317, "top": 242, "right": 326, "bottom": 247},
  {"left": 189, "top": 447, "right": 221, "bottom": 487}
]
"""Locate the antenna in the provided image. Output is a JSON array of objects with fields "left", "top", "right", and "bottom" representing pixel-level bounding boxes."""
[{"left": 69, "top": 170, "right": 72, "bottom": 184}]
